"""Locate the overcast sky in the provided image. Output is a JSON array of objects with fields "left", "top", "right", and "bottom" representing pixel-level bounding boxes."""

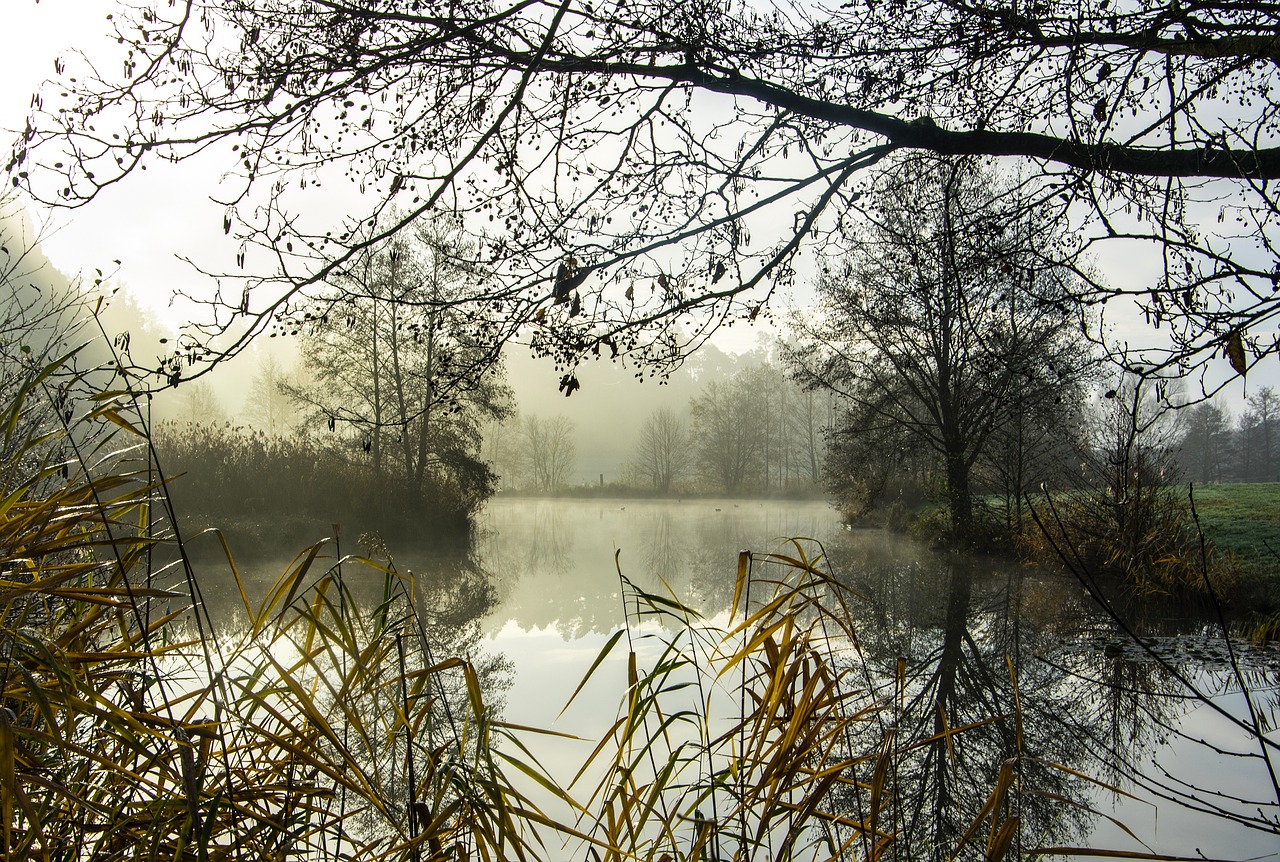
[{"left": 4, "top": 1, "right": 203, "bottom": 327}]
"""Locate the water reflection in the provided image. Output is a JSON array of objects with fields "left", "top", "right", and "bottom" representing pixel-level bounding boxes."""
[
  {"left": 826, "top": 540, "right": 1280, "bottom": 856},
  {"left": 475, "top": 498, "right": 1277, "bottom": 854},
  {"left": 150, "top": 529, "right": 520, "bottom": 857},
  {"left": 475, "top": 498, "right": 843, "bottom": 635},
  {"left": 182, "top": 499, "right": 1279, "bottom": 855},
  {"left": 824, "top": 554, "right": 1088, "bottom": 853},
  {"left": 180, "top": 530, "right": 515, "bottom": 727}
]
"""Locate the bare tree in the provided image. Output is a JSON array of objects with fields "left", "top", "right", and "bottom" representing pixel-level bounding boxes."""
[
  {"left": 789, "top": 387, "right": 834, "bottom": 489},
  {"left": 481, "top": 412, "right": 523, "bottom": 491},
  {"left": 1178, "top": 403, "right": 1233, "bottom": 485},
  {"left": 1058, "top": 374, "right": 1200, "bottom": 590},
  {"left": 0, "top": 191, "right": 101, "bottom": 491},
  {"left": 820, "top": 393, "right": 925, "bottom": 522},
  {"left": 1238, "top": 387, "right": 1279, "bottom": 482},
  {"left": 792, "top": 155, "right": 1095, "bottom": 540},
  {"left": 0, "top": 199, "right": 86, "bottom": 381},
  {"left": 172, "top": 380, "right": 227, "bottom": 427},
  {"left": 628, "top": 407, "right": 692, "bottom": 494},
  {"left": 243, "top": 353, "right": 297, "bottom": 437},
  {"left": 16, "top": 0, "right": 1280, "bottom": 390},
  {"left": 689, "top": 375, "right": 768, "bottom": 494},
  {"left": 291, "top": 216, "right": 512, "bottom": 509},
  {"left": 520, "top": 414, "right": 577, "bottom": 492}
]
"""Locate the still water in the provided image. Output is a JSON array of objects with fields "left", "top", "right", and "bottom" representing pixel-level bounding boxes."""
[
  {"left": 191, "top": 497, "right": 1280, "bottom": 858},
  {"left": 472, "top": 497, "right": 1280, "bottom": 859}
]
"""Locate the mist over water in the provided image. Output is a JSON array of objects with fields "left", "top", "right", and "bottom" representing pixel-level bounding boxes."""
[{"left": 476, "top": 497, "right": 842, "bottom": 636}]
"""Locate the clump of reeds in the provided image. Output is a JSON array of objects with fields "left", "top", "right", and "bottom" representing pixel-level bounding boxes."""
[
  {"left": 0, "top": 359, "right": 546, "bottom": 860},
  {"left": 555, "top": 542, "right": 1140, "bottom": 862},
  {"left": 1019, "top": 480, "right": 1240, "bottom": 601}
]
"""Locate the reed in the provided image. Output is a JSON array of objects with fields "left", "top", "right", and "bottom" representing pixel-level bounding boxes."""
[
  {"left": 0, "top": 357, "right": 1235, "bottom": 861},
  {"left": 0, "top": 361, "right": 552, "bottom": 860}
]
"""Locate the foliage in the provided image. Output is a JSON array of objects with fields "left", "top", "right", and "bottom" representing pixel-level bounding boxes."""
[
  {"left": 906, "top": 501, "right": 1013, "bottom": 552},
  {"left": 2, "top": 355, "right": 1275, "bottom": 860},
  {"left": 0, "top": 359, "right": 536, "bottom": 860},
  {"left": 0, "top": 191, "right": 100, "bottom": 485},
  {"left": 18, "top": 0, "right": 1280, "bottom": 387},
  {"left": 559, "top": 543, "right": 1156, "bottom": 860},
  {"left": 820, "top": 395, "right": 934, "bottom": 525}
]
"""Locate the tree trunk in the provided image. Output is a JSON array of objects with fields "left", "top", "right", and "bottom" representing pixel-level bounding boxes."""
[
  {"left": 370, "top": 292, "right": 384, "bottom": 484},
  {"left": 944, "top": 445, "right": 974, "bottom": 542}
]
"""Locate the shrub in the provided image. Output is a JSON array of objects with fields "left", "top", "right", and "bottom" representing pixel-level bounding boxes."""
[{"left": 1020, "top": 453, "right": 1239, "bottom": 600}]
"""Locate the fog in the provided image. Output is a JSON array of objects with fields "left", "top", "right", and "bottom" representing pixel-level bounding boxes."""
[
  {"left": 498, "top": 337, "right": 757, "bottom": 484},
  {"left": 1, "top": 199, "right": 809, "bottom": 495}
]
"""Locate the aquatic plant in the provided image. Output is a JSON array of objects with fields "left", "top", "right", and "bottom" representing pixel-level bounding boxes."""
[{"left": 0, "top": 361, "right": 543, "bottom": 860}]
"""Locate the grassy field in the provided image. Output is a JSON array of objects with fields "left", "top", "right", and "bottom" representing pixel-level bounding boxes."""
[{"left": 1185, "top": 483, "right": 1280, "bottom": 579}]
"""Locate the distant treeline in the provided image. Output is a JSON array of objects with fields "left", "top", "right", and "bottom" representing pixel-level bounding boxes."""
[
  {"left": 485, "top": 357, "right": 838, "bottom": 497},
  {"left": 1176, "top": 391, "right": 1280, "bottom": 484}
]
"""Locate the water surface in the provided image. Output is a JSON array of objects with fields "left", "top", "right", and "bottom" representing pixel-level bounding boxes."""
[
  {"left": 186, "top": 496, "right": 1279, "bottom": 857},
  {"left": 475, "top": 497, "right": 1280, "bottom": 859}
]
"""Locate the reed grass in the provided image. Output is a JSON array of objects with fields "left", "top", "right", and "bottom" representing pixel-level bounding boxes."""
[
  {"left": 0, "top": 360, "right": 555, "bottom": 860},
  {"left": 0, "top": 356, "right": 1263, "bottom": 861}
]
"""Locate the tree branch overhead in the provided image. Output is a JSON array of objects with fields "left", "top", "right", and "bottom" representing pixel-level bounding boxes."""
[{"left": 10, "top": 0, "right": 1280, "bottom": 383}]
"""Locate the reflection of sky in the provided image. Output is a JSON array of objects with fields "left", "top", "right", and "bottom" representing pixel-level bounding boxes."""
[
  {"left": 486, "top": 620, "right": 663, "bottom": 845},
  {"left": 1086, "top": 681, "right": 1280, "bottom": 860},
  {"left": 476, "top": 497, "right": 843, "bottom": 635},
  {"left": 479, "top": 503, "right": 1280, "bottom": 858},
  {"left": 165, "top": 499, "right": 1280, "bottom": 856}
]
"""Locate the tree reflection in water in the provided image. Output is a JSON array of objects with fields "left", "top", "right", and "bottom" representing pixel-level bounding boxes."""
[
  {"left": 829, "top": 542, "right": 1280, "bottom": 856},
  {"left": 464, "top": 499, "right": 1275, "bottom": 855},
  {"left": 296, "top": 536, "right": 516, "bottom": 847}
]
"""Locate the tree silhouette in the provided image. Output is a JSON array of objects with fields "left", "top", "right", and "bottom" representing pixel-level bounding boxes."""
[
  {"left": 519, "top": 414, "right": 577, "bottom": 492},
  {"left": 243, "top": 353, "right": 297, "bottom": 437},
  {"left": 1237, "top": 387, "right": 1279, "bottom": 482},
  {"left": 13, "top": 0, "right": 1280, "bottom": 388},
  {"left": 628, "top": 407, "right": 692, "bottom": 494},
  {"left": 291, "top": 216, "right": 512, "bottom": 511},
  {"left": 690, "top": 374, "right": 768, "bottom": 493},
  {"left": 793, "top": 156, "right": 1093, "bottom": 540}
]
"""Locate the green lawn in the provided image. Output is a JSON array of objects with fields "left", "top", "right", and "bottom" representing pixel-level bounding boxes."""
[{"left": 1185, "top": 483, "right": 1280, "bottom": 577}]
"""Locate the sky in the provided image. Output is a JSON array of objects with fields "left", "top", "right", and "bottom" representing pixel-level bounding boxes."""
[
  {"left": 3, "top": 1, "right": 202, "bottom": 327},
  {"left": 1, "top": 0, "right": 1269, "bottom": 414},
  {"left": 3, "top": 1, "right": 785, "bottom": 346}
]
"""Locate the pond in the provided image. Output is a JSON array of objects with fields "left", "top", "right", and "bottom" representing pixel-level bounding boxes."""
[
  {"left": 473, "top": 498, "right": 1280, "bottom": 859},
  {"left": 188, "top": 496, "right": 1280, "bottom": 859}
]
